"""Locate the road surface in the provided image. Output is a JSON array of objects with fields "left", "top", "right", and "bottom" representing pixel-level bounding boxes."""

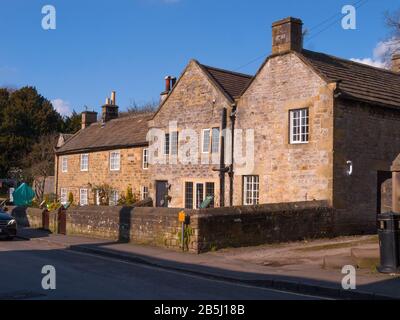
[{"left": 0, "top": 238, "right": 322, "bottom": 300}]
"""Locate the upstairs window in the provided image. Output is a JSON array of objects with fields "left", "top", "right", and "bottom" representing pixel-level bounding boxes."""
[
  {"left": 143, "top": 148, "right": 149, "bottom": 169},
  {"left": 110, "top": 151, "right": 121, "bottom": 171},
  {"left": 170, "top": 131, "right": 179, "bottom": 156},
  {"left": 202, "top": 129, "right": 211, "bottom": 153},
  {"left": 80, "top": 154, "right": 89, "bottom": 171},
  {"left": 290, "top": 108, "right": 309, "bottom": 144},
  {"left": 211, "top": 127, "right": 220, "bottom": 153},
  {"left": 164, "top": 133, "right": 170, "bottom": 155},
  {"left": 62, "top": 156, "right": 68, "bottom": 173}
]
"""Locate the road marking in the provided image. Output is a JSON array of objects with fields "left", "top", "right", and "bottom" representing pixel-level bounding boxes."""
[{"left": 64, "top": 248, "right": 331, "bottom": 300}]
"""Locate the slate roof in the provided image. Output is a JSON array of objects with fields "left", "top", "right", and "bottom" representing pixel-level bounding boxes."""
[
  {"left": 300, "top": 49, "right": 400, "bottom": 109},
  {"left": 55, "top": 113, "right": 153, "bottom": 155},
  {"left": 200, "top": 64, "right": 253, "bottom": 100}
]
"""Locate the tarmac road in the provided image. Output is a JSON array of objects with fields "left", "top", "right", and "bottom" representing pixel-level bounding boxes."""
[{"left": 0, "top": 238, "right": 323, "bottom": 300}]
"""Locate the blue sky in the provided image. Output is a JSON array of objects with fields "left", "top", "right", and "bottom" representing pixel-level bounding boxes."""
[{"left": 0, "top": 0, "right": 398, "bottom": 116}]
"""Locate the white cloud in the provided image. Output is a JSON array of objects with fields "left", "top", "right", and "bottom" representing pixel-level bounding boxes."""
[
  {"left": 51, "top": 99, "right": 72, "bottom": 117},
  {"left": 351, "top": 37, "right": 400, "bottom": 69},
  {"left": 350, "top": 58, "right": 386, "bottom": 68}
]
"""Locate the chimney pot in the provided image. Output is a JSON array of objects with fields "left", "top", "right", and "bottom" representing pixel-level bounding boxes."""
[
  {"left": 392, "top": 53, "right": 400, "bottom": 73},
  {"left": 111, "top": 91, "right": 116, "bottom": 105},
  {"left": 102, "top": 92, "right": 119, "bottom": 122},
  {"left": 165, "top": 76, "right": 172, "bottom": 93},
  {"left": 81, "top": 111, "right": 98, "bottom": 129},
  {"left": 272, "top": 17, "right": 303, "bottom": 55}
]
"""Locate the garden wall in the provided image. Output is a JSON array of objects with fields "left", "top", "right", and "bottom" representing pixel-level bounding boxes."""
[{"left": 9, "top": 201, "right": 334, "bottom": 253}]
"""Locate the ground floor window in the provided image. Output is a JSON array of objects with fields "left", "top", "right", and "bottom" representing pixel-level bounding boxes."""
[
  {"left": 185, "top": 181, "right": 215, "bottom": 209},
  {"left": 60, "top": 188, "right": 67, "bottom": 205},
  {"left": 141, "top": 186, "right": 149, "bottom": 200},
  {"left": 243, "top": 175, "right": 259, "bottom": 205},
  {"left": 109, "top": 190, "right": 119, "bottom": 206},
  {"left": 205, "top": 182, "right": 215, "bottom": 208},
  {"left": 80, "top": 188, "right": 88, "bottom": 206},
  {"left": 95, "top": 190, "right": 100, "bottom": 206},
  {"left": 185, "top": 182, "right": 194, "bottom": 209}
]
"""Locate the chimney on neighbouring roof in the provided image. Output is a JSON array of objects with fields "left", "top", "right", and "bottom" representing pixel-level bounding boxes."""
[
  {"left": 392, "top": 53, "right": 400, "bottom": 73},
  {"left": 102, "top": 91, "right": 119, "bottom": 122},
  {"left": 160, "top": 76, "right": 175, "bottom": 103},
  {"left": 271, "top": 17, "right": 303, "bottom": 55},
  {"left": 81, "top": 111, "right": 98, "bottom": 129}
]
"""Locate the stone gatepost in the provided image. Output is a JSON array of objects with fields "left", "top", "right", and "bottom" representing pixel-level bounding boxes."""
[{"left": 391, "top": 154, "right": 400, "bottom": 213}]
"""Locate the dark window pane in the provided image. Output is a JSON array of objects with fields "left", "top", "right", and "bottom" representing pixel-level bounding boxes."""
[
  {"left": 185, "top": 182, "right": 193, "bottom": 209},
  {"left": 205, "top": 182, "right": 215, "bottom": 208},
  {"left": 196, "top": 183, "right": 204, "bottom": 209}
]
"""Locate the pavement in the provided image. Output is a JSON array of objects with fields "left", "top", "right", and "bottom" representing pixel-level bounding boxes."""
[{"left": 10, "top": 228, "right": 400, "bottom": 300}]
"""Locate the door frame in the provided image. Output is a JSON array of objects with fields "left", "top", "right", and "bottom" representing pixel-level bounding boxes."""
[{"left": 156, "top": 180, "right": 169, "bottom": 208}]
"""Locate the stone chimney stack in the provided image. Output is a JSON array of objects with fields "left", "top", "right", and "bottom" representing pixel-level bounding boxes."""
[
  {"left": 160, "top": 76, "right": 176, "bottom": 103},
  {"left": 81, "top": 111, "right": 98, "bottom": 129},
  {"left": 102, "top": 91, "right": 119, "bottom": 123},
  {"left": 272, "top": 17, "right": 303, "bottom": 55},
  {"left": 391, "top": 53, "right": 400, "bottom": 73}
]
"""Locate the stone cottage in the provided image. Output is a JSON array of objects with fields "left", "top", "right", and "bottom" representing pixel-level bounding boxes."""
[
  {"left": 55, "top": 92, "right": 152, "bottom": 206},
  {"left": 148, "top": 17, "right": 400, "bottom": 234}
]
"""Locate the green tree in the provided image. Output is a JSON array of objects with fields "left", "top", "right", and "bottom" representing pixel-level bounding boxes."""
[
  {"left": 0, "top": 87, "right": 62, "bottom": 177},
  {"left": 22, "top": 134, "right": 57, "bottom": 201},
  {"left": 61, "top": 110, "right": 82, "bottom": 134}
]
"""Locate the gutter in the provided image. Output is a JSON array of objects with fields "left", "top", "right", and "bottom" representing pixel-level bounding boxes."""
[{"left": 55, "top": 142, "right": 149, "bottom": 156}]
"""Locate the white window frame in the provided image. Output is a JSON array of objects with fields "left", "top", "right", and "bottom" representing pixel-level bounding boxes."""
[
  {"left": 110, "top": 150, "right": 121, "bottom": 171},
  {"left": 109, "top": 190, "right": 119, "bottom": 206},
  {"left": 243, "top": 176, "right": 260, "bottom": 206},
  {"left": 211, "top": 127, "right": 220, "bottom": 153},
  {"left": 141, "top": 186, "right": 149, "bottom": 200},
  {"left": 60, "top": 188, "right": 68, "bottom": 205},
  {"left": 80, "top": 153, "right": 89, "bottom": 172},
  {"left": 195, "top": 183, "right": 205, "bottom": 209},
  {"left": 201, "top": 129, "right": 211, "bottom": 154},
  {"left": 170, "top": 131, "right": 179, "bottom": 156},
  {"left": 143, "top": 148, "right": 149, "bottom": 169},
  {"left": 79, "top": 188, "right": 88, "bottom": 206},
  {"left": 289, "top": 108, "right": 309, "bottom": 144},
  {"left": 61, "top": 156, "right": 68, "bottom": 173}
]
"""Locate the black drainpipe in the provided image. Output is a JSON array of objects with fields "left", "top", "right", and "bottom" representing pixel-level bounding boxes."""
[
  {"left": 229, "top": 103, "right": 237, "bottom": 207},
  {"left": 219, "top": 107, "right": 227, "bottom": 207}
]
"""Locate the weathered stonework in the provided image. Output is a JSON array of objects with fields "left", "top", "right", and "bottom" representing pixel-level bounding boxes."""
[
  {"left": 333, "top": 99, "right": 400, "bottom": 234},
  {"left": 148, "top": 60, "right": 233, "bottom": 208},
  {"left": 235, "top": 52, "right": 334, "bottom": 206},
  {"left": 56, "top": 147, "right": 149, "bottom": 205}
]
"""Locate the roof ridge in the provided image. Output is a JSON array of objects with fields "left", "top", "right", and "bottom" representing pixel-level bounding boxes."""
[
  {"left": 302, "top": 49, "right": 400, "bottom": 76},
  {"left": 200, "top": 63, "right": 254, "bottom": 79}
]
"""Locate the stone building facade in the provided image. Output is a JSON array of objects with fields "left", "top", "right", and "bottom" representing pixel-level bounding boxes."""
[
  {"left": 54, "top": 16, "right": 400, "bottom": 236},
  {"left": 147, "top": 60, "right": 252, "bottom": 208},
  {"left": 55, "top": 95, "right": 151, "bottom": 206},
  {"left": 148, "top": 17, "right": 400, "bottom": 235}
]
